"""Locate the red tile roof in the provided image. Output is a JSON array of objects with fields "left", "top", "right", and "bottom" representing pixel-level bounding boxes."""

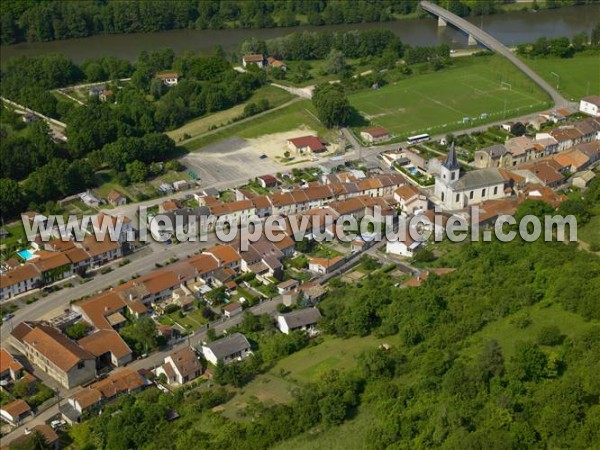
[{"left": 288, "top": 135, "right": 326, "bottom": 152}]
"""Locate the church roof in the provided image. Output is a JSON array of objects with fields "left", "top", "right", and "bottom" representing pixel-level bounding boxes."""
[
  {"left": 451, "top": 168, "right": 506, "bottom": 191},
  {"left": 442, "top": 143, "right": 460, "bottom": 171}
]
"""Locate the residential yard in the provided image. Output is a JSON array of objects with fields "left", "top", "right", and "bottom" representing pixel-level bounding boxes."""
[
  {"left": 523, "top": 52, "right": 600, "bottom": 100},
  {"left": 349, "top": 54, "right": 551, "bottom": 140},
  {"left": 184, "top": 100, "right": 332, "bottom": 152},
  {"left": 167, "top": 85, "right": 295, "bottom": 144},
  {"left": 92, "top": 169, "right": 193, "bottom": 204},
  {"left": 307, "top": 243, "right": 343, "bottom": 259},
  {"left": 158, "top": 307, "right": 209, "bottom": 332}
]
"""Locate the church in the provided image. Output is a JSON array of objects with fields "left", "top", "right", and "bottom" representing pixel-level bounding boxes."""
[{"left": 434, "top": 144, "right": 510, "bottom": 211}]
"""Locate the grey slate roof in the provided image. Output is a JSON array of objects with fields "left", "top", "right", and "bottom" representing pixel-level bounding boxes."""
[
  {"left": 451, "top": 168, "right": 506, "bottom": 191},
  {"left": 478, "top": 144, "right": 508, "bottom": 159},
  {"left": 443, "top": 143, "right": 460, "bottom": 171},
  {"left": 204, "top": 333, "right": 250, "bottom": 360},
  {"left": 279, "top": 308, "right": 322, "bottom": 329}
]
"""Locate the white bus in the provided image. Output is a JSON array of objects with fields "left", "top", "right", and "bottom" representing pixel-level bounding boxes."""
[{"left": 407, "top": 133, "right": 430, "bottom": 144}]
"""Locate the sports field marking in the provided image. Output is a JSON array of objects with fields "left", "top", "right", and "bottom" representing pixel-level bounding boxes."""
[{"left": 410, "top": 89, "right": 469, "bottom": 116}]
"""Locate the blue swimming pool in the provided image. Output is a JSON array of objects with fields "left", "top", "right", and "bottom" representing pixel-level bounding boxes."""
[
  {"left": 17, "top": 249, "right": 35, "bottom": 260},
  {"left": 409, "top": 168, "right": 419, "bottom": 175}
]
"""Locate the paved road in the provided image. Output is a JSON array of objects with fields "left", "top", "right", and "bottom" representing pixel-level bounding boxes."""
[
  {"left": 0, "top": 238, "right": 224, "bottom": 342},
  {"left": 420, "top": 1, "right": 569, "bottom": 108}
]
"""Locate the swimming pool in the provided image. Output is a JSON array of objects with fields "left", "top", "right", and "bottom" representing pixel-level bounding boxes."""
[
  {"left": 17, "top": 249, "right": 35, "bottom": 260},
  {"left": 409, "top": 168, "right": 419, "bottom": 175}
]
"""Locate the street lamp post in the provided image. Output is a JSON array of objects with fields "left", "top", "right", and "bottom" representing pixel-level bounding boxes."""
[{"left": 550, "top": 72, "right": 560, "bottom": 89}]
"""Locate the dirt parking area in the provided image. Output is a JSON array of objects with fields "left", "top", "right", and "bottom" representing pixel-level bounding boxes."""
[{"left": 179, "top": 128, "right": 321, "bottom": 188}]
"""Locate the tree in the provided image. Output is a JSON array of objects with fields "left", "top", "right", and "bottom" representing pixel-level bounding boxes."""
[
  {"left": 537, "top": 325, "right": 564, "bottom": 346},
  {"left": 121, "top": 317, "right": 158, "bottom": 354},
  {"left": 478, "top": 339, "right": 504, "bottom": 380},
  {"left": 0, "top": 178, "right": 25, "bottom": 219},
  {"left": 66, "top": 322, "right": 90, "bottom": 340},
  {"left": 312, "top": 83, "right": 352, "bottom": 128},
  {"left": 241, "top": 37, "right": 267, "bottom": 56},
  {"left": 126, "top": 160, "right": 148, "bottom": 183},
  {"left": 324, "top": 49, "right": 346, "bottom": 74},
  {"left": 509, "top": 341, "right": 547, "bottom": 381},
  {"left": 510, "top": 122, "right": 526, "bottom": 136},
  {"left": 592, "top": 21, "right": 600, "bottom": 46}
]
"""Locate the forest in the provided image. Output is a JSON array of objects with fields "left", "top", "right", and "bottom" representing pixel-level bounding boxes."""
[
  {"left": 59, "top": 182, "right": 600, "bottom": 450},
  {"left": 0, "top": 49, "right": 266, "bottom": 218}
]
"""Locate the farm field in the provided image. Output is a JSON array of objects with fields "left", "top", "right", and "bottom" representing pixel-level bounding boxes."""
[
  {"left": 523, "top": 52, "right": 600, "bottom": 100},
  {"left": 184, "top": 100, "right": 331, "bottom": 152},
  {"left": 167, "top": 85, "right": 294, "bottom": 144},
  {"left": 349, "top": 55, "right": 552, "bottom": 140}
]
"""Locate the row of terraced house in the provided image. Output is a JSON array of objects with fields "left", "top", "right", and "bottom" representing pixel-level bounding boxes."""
[{"left": 0, "top": 214, "right": 133, "bottom": 301}]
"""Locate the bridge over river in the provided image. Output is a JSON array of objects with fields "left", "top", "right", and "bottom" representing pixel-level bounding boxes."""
[{"left": 420, "top": 1, "right": 569, "bottom": 108}]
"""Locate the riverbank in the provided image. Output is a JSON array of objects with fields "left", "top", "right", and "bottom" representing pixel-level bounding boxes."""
[{"left": 1, "top": 4, "right": 597, "bottom": 64}]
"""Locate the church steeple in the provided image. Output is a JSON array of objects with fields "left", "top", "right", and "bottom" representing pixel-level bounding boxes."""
[
  {"left": 439, "top": 142, "right": 460, "bottom": 183},
  {"left": 443, "top": 142, "right": 460, "bottom": 171}
]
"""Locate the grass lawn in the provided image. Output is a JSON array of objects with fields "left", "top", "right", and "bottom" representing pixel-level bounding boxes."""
[
  {"left": 579, "top": 215, "right": 600, "bottom": 250},
  {"left": 184, "top": 100, "right": 331, "bottom": 152},
  {"left": 523, "top": 52, "right": 600, "bottom": 101},
  {"left": 349, "top": 54, "right": 551, "bottom": 140},
  {"left": 167, "top": 85, "right": 295, "bottom": 144},
  {"left": 308, "top": 243, "right": 342, "bottom": 259},
  {"left": 219, "top": 334, "right": 397, "bottom": 421}
]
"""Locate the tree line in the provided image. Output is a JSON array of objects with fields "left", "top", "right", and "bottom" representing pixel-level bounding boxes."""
[
  {"left": 1, "top": 0, "right": 420, "bottom": 45},
  {"left": 517, "top": 23, "right": 600, "bottom": 58}
]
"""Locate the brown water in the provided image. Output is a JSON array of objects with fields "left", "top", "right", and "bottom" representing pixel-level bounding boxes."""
[{"left": 1, "top": 4, "right": 598, "bottom": 64}]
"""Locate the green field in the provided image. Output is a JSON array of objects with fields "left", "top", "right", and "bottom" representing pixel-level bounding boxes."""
[
  {"left": 349, "top": 55, "right": 552, "bottom": 140},
  {"left": 523, "top": 52, "right": 600, "bottom": 101},
  {"left": 167, "top": 85, "right": 295, "bottom": 143},
  {"left": 185, "top": 99, "right": 331, "bottom": 151},
  {"left": 579, "top": 214, "right": 600, "bottom": 250},
  {"left": 219, "top": 334, "right": 395, "bottom": 420}
]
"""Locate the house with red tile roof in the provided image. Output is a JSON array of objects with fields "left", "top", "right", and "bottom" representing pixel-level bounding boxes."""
[
  {"left": 0, "top": 348, "right": 24, "bottom": 381},
  {"left": 288, "top": 136, "right": 327, "bottom": 153},
  {"left": 9, "top": 323, "right": 96, "bottom": 389},
  {"left": 360, "top": 127, "right": 391, "bottom": 143}
]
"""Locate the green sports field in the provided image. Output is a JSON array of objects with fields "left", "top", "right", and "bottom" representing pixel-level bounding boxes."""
[
  {"left": 522, "top": 52, "right": 600, "bottom": 101},
  {"left": 349, "top": 55, "right": 552, "bottom": 140}
]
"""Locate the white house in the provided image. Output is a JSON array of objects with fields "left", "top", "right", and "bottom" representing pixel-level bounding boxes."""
[
  {"left": 277, "top": 308, "right": 322, "bottom": 335},
  {"left": 155, "top": 72, "right": 179, "bottom": 86},
  {"left": 579, "top": 96, "right": 600, "bottom": 118},
  {"left": 242, "top": 54, "right": 265, "bottom": 68},
  {"left": 222, "top": 302, "right": 243, "bottom": 318},
  {"left": 360, "top": 127, "right": 391, "bottom": 143},
  {"left": 308, "top": 255, "right": 344, "bottom": 274},
  {"left": 1, "top": 399, "right": 31, "bottom": 425},
  {"left": 386, "top": 233, "right": 422, "bottom": 258},
  {"left": 201, "top": 333, "right": 251, "bottom": 366},
  {"left": 79, "top": 191, "right": 101, "bottom": 208}
]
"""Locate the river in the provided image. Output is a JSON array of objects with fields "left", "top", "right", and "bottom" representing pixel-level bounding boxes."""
[{"left": 0, "top": 4, "right": 598, "bottom": 64}]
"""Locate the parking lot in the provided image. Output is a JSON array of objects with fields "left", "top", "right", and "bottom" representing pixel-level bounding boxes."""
[{"left": 180, "top": 137, "right": 286, "bottom": 187}]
